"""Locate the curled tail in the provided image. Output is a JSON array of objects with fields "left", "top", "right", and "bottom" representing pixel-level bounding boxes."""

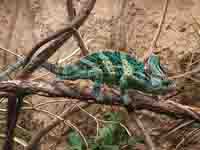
[{"left": 3, "top": 95, "right": 23, "bottom": 150}]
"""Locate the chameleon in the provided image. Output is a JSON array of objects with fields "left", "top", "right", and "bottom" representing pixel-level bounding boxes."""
[{"left": 43, "top": 50, "right": 175, "bottom": 105}]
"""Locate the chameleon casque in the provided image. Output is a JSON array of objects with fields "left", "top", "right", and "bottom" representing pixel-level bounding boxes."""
[{"left": 3, "top": 49, "right": 174, "bottom": 150}]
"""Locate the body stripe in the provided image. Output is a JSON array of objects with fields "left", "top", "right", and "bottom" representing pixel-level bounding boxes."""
[
  {"left": 120, "top": 53, "right": 134, "bottom": 76},
  {"left": 80, "top": 57, "right": 98, "bottom": 68},
  {"left": 98, "top": 52, "right": 116, "bottom": 74}
]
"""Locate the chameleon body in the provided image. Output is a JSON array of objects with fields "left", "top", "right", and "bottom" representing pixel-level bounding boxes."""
[{"left": 54, "top": 50, "right": 174, "bottom": 105}]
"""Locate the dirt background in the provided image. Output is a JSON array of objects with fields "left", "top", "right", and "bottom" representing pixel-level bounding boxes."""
[{"left": 1, "top": 0, "right": 200, "bottom": 149}]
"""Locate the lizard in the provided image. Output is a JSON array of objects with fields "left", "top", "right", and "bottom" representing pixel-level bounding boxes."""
[{"left": 43, "top": 50, "right": 175, "bottom": 105}]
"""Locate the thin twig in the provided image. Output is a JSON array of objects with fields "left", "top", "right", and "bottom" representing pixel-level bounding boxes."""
[
  {"left": 64, "top": 120, "right": 89, "bottom": 149},
  {"left": 175, "top": 128, "right": 200, "bottom": 150},
  {"left": 58, "top": 39, "right": 92, "bottom": 64},
  {"left": 66, "top": 0, "right": 89, "bottom": 56},
  {"left": 0, "top": 58, "right": 24, "bottom": 80},
  {"left": 2, "top": 0, "right": 20, "bottom": 65},
  {"left": 126, "top": 102, "right": 156, "bottom": 150},
  {"left": 26, "top": 103, "right": 89, "bottom": 150},
  {"left": 161, "top": 120, "right": 194, "bottom": 139},
  {"left": 142, "top": 0, "right": 169, "bottom": 62},
  {"left": 77, "top": 104, "right": 100, "bottom": 137},
  {"left": 191, "top": 14, "right": 200, "bottom": 39},
  {"left": 34, "top": 99, "right": 75, "bottom": 108},
  {"left": 33, "top": 107, "right": 89, "bottom": 149},
  {"left": 77, "top": 105, "right": 132, "bottom": 137},
  {"left": 0, "top": 46, "right": 23, "bottom": 59},
  {"left": 168, "top": 63, "right": 200, "bottom": 80},
  {"left": 66, "top": 0, "right": 76, "bottom": 21},
  {"left": 131, "top": 112, "right": 156, "bottom": 150},
  {"left": 72, "top": 28, "right": 89, "bottom": 56},
  {"left": 0, "top": 134, "right": 28, "bottom": 147}
]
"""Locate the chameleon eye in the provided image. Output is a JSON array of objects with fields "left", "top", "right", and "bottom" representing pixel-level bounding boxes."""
[{"left": 144, "top": 64, "right": 152, "bottom": 75}]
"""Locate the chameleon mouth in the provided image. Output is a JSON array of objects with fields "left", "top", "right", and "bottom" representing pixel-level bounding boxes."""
[{"left": 151, "top": 79, "right": 176, "bottom": 95}]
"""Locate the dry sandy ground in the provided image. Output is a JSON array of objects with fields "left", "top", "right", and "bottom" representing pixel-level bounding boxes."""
[{"left": 1, "top": 0, "right": 200, "bottom": 149}]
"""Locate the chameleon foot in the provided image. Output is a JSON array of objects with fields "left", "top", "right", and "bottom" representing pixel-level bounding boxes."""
[
  {"left": 121, "top": 94, "right": 132, "bottom": 106},
  {"left": 122, "top": 94, "right": 137, "bottom": 112},
  {"left": 91, "top": 90, "right": 104, "bottom": 103}
]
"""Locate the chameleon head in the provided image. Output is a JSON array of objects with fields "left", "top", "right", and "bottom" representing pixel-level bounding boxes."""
[{"left": 144, "top": 54, "right": 176, "bottom": 94}]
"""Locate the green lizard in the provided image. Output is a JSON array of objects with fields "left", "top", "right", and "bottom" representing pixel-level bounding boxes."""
[{"left": 44, "top": 50, "right": 174, "bottom": 105}]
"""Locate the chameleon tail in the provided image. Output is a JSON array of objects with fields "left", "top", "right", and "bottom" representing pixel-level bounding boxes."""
[
  {"left": 56, "top": 64, "right": 83, "bottom": 80},
  {"left": 3, "top": 95, "right": 23, "bottom": 150},
  {"left": 42, "top": 62, "right": 64, "bottom": 75},
  {"left": 42, "top": 62, "right": 82, "bottom": 80}
]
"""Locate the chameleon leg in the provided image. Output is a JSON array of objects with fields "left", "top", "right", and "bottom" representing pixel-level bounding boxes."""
[
  {"left": 119, "top": 75, "right": 132, "bottom": 106},
  {"left": 88, "top": 68, "right": 104, "bottom": 102}
]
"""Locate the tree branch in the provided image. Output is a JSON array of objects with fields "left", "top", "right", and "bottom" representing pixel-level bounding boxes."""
[{"left": 0, "top": 79, "right": 199, "bottom": 122}]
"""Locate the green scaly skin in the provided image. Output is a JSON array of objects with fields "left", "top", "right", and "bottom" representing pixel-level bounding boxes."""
[{"left": 54, "top": 50, "right": 174, "bottom": 105}]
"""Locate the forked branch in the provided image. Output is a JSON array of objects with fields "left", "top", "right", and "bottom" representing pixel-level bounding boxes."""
[{"left": 19, "top": 0, "right": 96, "bottom": 78}]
